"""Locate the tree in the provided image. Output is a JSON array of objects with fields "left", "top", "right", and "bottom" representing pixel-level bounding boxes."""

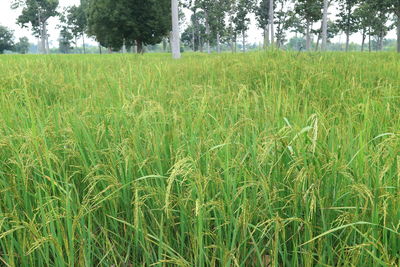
[
  {"left": 59, "top": 26, "right": 74, "bottom": 53},
  {"left": 232, "top": 0, "right": 255, "bottom": 52},
  {"left": 255, "top": 0, "right": 270, "bottom": 47},
  {"left": 274, "top": 0, "right": 295, "bottom": 48},
  {"left": 367, "top": 0, "right": 392, "bottom": 50},
  {"left": 63, "top": 4, "right": 88, "bottom": 53},
  {"left": 269, "top": 0, "right": 275, "bottom": 45},
  {"left": 0, "top": 26, "right": 15, "bottom": 54},
  {"left": 87, "top": 0, "right": 126, "bottom": 51},
  {"left": 14, "top": 37, "right": 30, "bottom": 54},
  {"left": 87, "top": 0, "right": 171, "bottom": 53},
  {"left": 321, "top": 0, "right": 329, "bottom": 50},
  {"left": 193, "top": 0, "right": 213, "bottom": 53},
  {"left": 354, "top": 1, "right": 375, "bottom": 51},
  {"left": 207, "top": 0, "right": 233, "bottom": 53},
  {"left": 12, "top": 0, "right": 59, "bottom": 54},
  {"left": 336, "top": 0, "right": 360, "bottom": 51},
  {"left": 295, "top": 0, "right": 323, "bottom": 51},
  {"left": 182, "top": 10, "right": 207, "bottom": 51},
  {"left": 171, "top": 0, "right": 181, "bottom": 58},
  {"left": 379, "top": 0, "right": 400, "bottom": 52}
]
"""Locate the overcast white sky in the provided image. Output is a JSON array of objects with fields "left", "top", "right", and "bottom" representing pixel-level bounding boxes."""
[{"left": 0, "top": 0, "right": 396, "bottom": 48}]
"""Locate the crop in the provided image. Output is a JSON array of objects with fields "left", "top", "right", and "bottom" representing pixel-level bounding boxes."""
[{"left": 0, "top": 52, "right": 399, "bottom": 266}]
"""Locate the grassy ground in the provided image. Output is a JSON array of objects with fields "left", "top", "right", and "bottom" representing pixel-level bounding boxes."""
[{"left": 0, "top": 52, "right": 399, "bottom": 266}]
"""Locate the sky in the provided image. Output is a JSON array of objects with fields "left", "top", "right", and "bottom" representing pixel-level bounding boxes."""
[{"left": 0, "top": 0, "right": 397, "bottom": 48}]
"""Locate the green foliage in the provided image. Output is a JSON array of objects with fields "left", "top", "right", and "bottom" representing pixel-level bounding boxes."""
[
  {"left": 255, "top": 0, "right": 271, "bottom": 29},
  {"left": 182, "top": 11, "right": 208, "bottom": 51},
  {"left": 336, "top": 0, "right": 360, "bottom": 37},
  {"left": 14, "top": 36, "right": 30, "bottom": 54},
  {"left": 12, "top": 0, "right": 59, "bottom": 36},
  {"left": 64, "top": 5, "right": 87, "bottom": 39},
  {"left": 59, "top": 26, "right": 74, "bottom": 53},
  {"left": 232, "top": 0, "right": 255, "bottom": 33},
  {"left": 87, "top": 0, "right": 171, "bottom": 51},
  {"left": 0, "top": 52, "right": 399, "bottom": 266},
  {"left": 295, "top": 0, "right": 323, "bottom": 24},
  {"left": 274, "top": 0, "right": 295, "bottom": 47},
  {"left": 0, "top": 25, "right": 15, "bottom": 53}
]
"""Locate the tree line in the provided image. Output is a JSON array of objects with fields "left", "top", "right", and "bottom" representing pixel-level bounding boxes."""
[
  {"left": 3, "top": 0, "right": 400, "bottom": 55},
  {"left": 183, "top": 0, "right": 400, "bottom": 53}
]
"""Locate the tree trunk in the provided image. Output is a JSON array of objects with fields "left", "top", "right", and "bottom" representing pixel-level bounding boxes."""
[
  {"left": 264, "top": 25, "right": 270, "bottom": 48},
  {"left": 137, "top": 40, "right": 143, "bottom": 54},
  {"left": 171, "top": 0, "right": 181, "bottom": 59},
  {"left": 269, "top": 0, "right": 274, "bottom": 46},
  {"left": 345, "top": 31, "right": 350, "bottom": 52},
  {"left": 397, "top": 14, "right": 400, "bottom": 53},
  {"left": 40, "top": 25, "right": 45, "bottom": 54},
  {"left": 199, "top": 33, "right": 203, "bottom": 52},
  {"left": 315, "top": 35, "right": 321, "bottom": 51},
  {"left": 42, "top": 22, "right": 48, "bottom": 54},
  {"left": 192, "top": 9, "right": 197, "bottom": 52},
  {"left": 45, "top": 34, "right": 49, "bottom": 54},
  {"left": 306, "top": 21, "right": 311, "bottom": 51},
  {"left": 217, "top": 32, "right": 221, "bottom": 53},
  {"left": 321, "top": 0, "right": 328, "bottom": 51},
  {"left": 234, "top": 33, "right": 237, "bottom": 53},
  {"left": 163, "top": 38, "right": 167, "bottom": 52},
  {"left": 242, "top": 30, "right": 246, "bottom": 52},
  {"left": 82, "top": 34, "right": 86, "bottom": 54},
  {"left": 361, "top": 30, "right": 366, "bottom": 52},
  {"left": 205, "top": 11, "right": 211, "bottom": 54},
  {"left": 122, "top": 40, "right": 127, "bottom": 53},
  {"left": 192, "top": 26, "right": 195, "bottom": 51},
  {"left": 38, "top": 10, "right": 46, "bottom": 54},
  {"left": 368, "top": 28, "right": 371, "bottom": 52}
]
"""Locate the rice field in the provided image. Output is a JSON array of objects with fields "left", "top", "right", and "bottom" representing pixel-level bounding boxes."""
[{"left": 0, "top": 52, "right": 399, "bottom": 266}]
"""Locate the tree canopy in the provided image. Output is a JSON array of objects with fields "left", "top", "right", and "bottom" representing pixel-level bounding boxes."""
[{"left": 0, "top": 25, "right": 15, "bottom": 54}]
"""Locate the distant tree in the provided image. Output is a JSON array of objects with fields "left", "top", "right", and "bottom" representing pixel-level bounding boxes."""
[
  {"left": 63, "top": 4, "right": 88, "bottom": 53},
  {"left": 255, "top": 0, "right": 271, "bottom": 47},
  {"left": 0, "top": 26, "right": 15, "bottom": 54},
  {"left": 182, "top": 12, "right": 207, "bottom": 51},
  {"left": 87, "top": 0, "right": 171, "bottom": 53},
  {"left": 193, "top": 0, "right": 213, "bottom": 53},
  {"left": 59, "top": 26, "right": 74, "bottom": 53},
  {"left": 12, "top": 0, "right": 59, "bottom": 54},
  {"left": 287, "top": 36, "right": 306, "bottom": 50},
  {"left": 295, "top": 0, "right": 323, "bottom": 51},
  {"left": 208, "top": 0, "right": 233, "bottom": 53},
  {"left": 378, "top": 0, "right": 400, "bottom": 52},
  {"left": 232, "top": 0, "right": 255, "bottom": 52},
  {"left": 274, "top": 0, "right": 295, "bottom": 48},
  {"left": 87, "top": 0, "right": 125, "bottom": 51},
  {"left": 14, "top": 37, "right": 30, "bottom": 54},
  {"left": 336, "top": 0, "right": 360, "bottom": 51},
  {"left": 354, "top": 1, "right": 375, "bottom": 51},
  {"left": 367, "top": 0, "right": 392, "bottom": 50}
]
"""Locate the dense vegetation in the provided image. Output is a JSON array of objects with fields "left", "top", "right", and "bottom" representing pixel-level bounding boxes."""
[
  {"left": 4, "top": 0, "right": 400, "bottom": 55},
  {"left": 0, "top": 52, "right": 399, "bottom": 266}
]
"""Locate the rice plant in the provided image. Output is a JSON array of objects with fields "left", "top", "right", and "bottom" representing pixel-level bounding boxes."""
[{"left": 0, "top": 52, "right": 399, "bottom": 266}]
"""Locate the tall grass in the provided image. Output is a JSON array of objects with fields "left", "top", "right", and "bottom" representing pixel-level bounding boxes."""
[{"left": 0, "top": 52, "right": 399, "bottom": 266}]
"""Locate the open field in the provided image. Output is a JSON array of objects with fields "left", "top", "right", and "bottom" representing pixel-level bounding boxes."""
[{"left": 0, "top": 52, "right": 399, "bottom": 266}]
